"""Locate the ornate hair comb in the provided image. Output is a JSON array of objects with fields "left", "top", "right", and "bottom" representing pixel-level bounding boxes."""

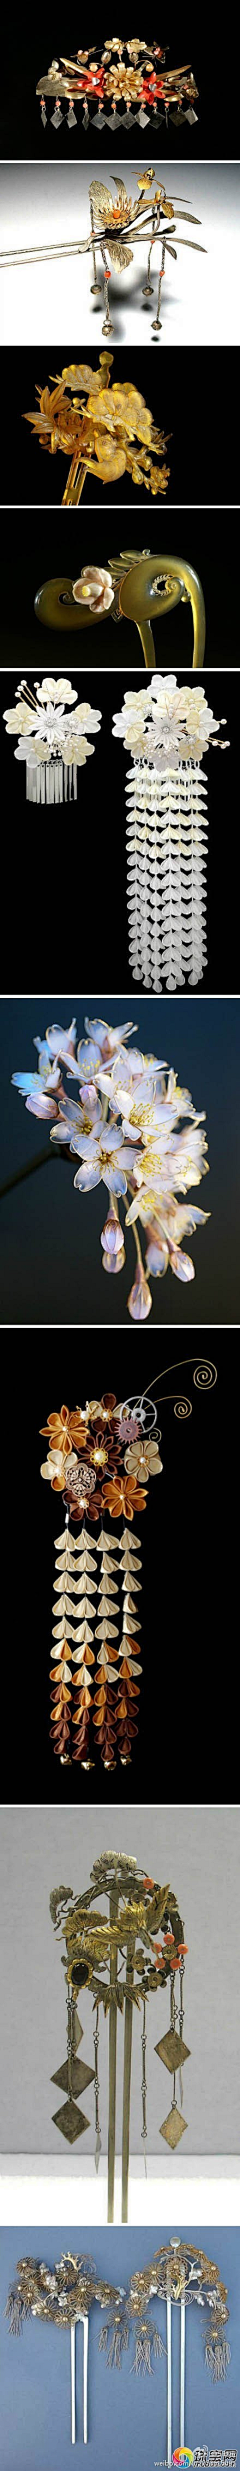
[{"left": 36, "top": 37, "right": 198, "bottom": 136}]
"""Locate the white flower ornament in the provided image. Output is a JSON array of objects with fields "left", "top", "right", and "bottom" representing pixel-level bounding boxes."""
[
  {"left": 3, "top": 677, "right": 102, "bottom": 805},
  {"left": 112, "top": 675, "right": 229, "bottom": 991},
  {"left": 12, "top": 1014, "right": 210, "bottom": 1318}
]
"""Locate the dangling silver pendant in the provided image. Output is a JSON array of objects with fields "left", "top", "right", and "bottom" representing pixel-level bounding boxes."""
[
  {"left": 51, "top": 102, "right": 63, "bottom": 126},
  {"left": 67, "top": 106, "right": 77, "bottom": 126}
]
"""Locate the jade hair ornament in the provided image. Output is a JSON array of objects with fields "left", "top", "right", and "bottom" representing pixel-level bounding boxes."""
[{"left": 35, "top": 551, "right": 206, "bottom": 670}]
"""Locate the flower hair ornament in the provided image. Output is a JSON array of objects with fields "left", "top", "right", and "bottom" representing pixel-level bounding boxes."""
[
  {"left": 10, "top": 1014, "right": 210, "bottom": 1319},
  {"left": 35, "top": 551, "right": 206, "bottom": 671},
  {"left": 113, "top": 675, "right": 230, "bottom": 989},
  {"left": 100, "top": 2240, "right": 231, "bottom": 2462},
  {"left": 38, "top": 1359, "right": 217, "bottom": 1772},
  {"left": 0, "top": 171, "right": 205, "bottom": 345},
  {"left": 49, "top": 1853, "right": 190, "bottom": 2204},
  {"left": 36, "top": 40, "right": 198, "bottom": 136},
  {"left": 5, "top": 2237, "right": 230, "bottom": 2454},
  {"left": 75, "top": 171, "right": 205, "bottom": 343},
  {"left": 5, "top": 2252, "right": 125, "bottom": 2445},
  {"left": 3, "top": 678, "right": 102, "bottom": 806},
  {"left": 23, "top": 353, "right": 170, "bottom": 507}
]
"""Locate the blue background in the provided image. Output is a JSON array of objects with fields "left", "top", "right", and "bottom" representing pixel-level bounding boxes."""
[{"left": 0, "top": 2224, "right": 239, "bottom": 2466}]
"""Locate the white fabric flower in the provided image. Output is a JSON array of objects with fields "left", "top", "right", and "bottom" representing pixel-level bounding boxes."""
[
  {"left": 113, "top": 677, "right": 229, "bottom": 766},
  {"left": 4, "top": 680, "right": 102, "bottom": 768}
]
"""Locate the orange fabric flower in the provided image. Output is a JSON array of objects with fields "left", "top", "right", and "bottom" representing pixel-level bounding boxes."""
[
  {"left": 40, "top": 1404, "right": 75, "bottom": 1458},
  {"left": 102, "top": 1474, "right": 147, "bottom": 1521}
]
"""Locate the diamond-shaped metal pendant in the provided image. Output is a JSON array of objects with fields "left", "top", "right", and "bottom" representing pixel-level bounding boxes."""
[
  {"left": 160, "top": 2106, "right": 187, "bottom": 2149},
  {"left": 93, "top": 110, "right": 106, "bottom": 127},
  {"left": 51, "top": 2058, "right": 95, "bottom": 2095},
  {"left": 137, "top": 108, "right": 150, "bottom": 126},
  {"left": 121, "top": 110, "right": 134, "bottom": 125},
  {"left": 52, "top": 2098, "right": 90, "bottom": 2143},
  {"left": 155, "top": 2027, "right": 190, "bottom": 2074},
  {"left": 110, "top": 112, "right": 121, "bottom": 128}
]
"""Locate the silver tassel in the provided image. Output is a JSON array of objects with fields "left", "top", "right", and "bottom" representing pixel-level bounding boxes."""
[{"left": 205, "top": 2338, "right": 231, "bottom": 2381}]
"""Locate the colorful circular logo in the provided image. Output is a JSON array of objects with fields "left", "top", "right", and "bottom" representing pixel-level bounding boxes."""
[{"left": 173, "top": 2453, "right": 193, "bottom": 2466}]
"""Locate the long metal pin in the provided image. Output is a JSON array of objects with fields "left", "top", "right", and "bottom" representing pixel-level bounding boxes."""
[
  {"left": 82, "top": 2314, "right": 88, "bottom": 2445},
  {"left": 71, "top": 2323, "right": 76, "bottom": 2445},
  {"left": 0, "top": 213, "right": 177, "bottom": 271},
  {"left": 108, "top": 1885, "right": 119, "bottom": 2223},
  {"left": 180, "top": 2296, "right": 185, "bottom": 2449},
  {"left": 122, "top": 1936, "right": 136, "bottom": 2222},
  {"left": 167, "top": 2283, "right": 170, "bottom": 2461},
  {"left": 0, "top": 239, "right": 84, "bottom": 267}
]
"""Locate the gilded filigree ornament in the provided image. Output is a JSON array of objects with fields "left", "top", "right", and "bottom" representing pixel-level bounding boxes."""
[
  {"left": 5, "top": 2238, "right": 231, "bottom": 2450},
  {"left": 113, "top": 675, "right": 230, "bottom": 989},
  {"left": 5, "top": 2253, "right": 124, "bottom": 2445},
  {"left": 49, "top": 1853, "right": 190, "bottom": 2213},
  {"left": 0, "top": 170, "right": 204, "bottom": 347},
  {"left": 36, "top": 38, "right": 198, "bottom": 135},
  {"left": 74, "top": 171, "right": 205, "bottom": 342},
  {"left": 23, "top": 352, "right": 170, "bottom": 506}
]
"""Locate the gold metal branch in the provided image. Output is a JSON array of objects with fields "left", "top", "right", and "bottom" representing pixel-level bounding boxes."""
[{"left": 24, "top": 352, "right": 170, "bottom": 507}]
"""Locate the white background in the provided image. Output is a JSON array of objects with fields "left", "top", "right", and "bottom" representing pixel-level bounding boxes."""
[{"left": 0, "top": 161, "right": 239, "bottom": 346}]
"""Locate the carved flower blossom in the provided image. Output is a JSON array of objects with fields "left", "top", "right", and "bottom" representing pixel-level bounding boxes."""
[{"left": 73, "top": 566, "right": 114, "bottom": 612}]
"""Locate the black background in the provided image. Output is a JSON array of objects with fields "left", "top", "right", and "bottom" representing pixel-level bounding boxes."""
[
  {"left": 0, "top": 13, "right": 239, "bottom": 162},
  {"left": 1, "top": 669, "right": 236, "bottom": 995},
  {"left": 0, "top": 508, "right": 239, "bottom": 668},
  {"left": 0, "top": 1323, "right": 233, "bottom": 1805},
  {"left": 1, "top": 347, "right": 238, "bottom": 514}
]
